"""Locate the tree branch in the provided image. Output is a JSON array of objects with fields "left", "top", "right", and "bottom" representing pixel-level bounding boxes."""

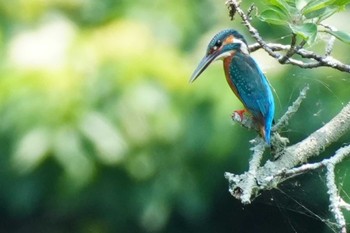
[
  {"left": 226, "top": 140, "right": 266, "bottom": 204},
  {"left": 226, "top": 101, "right": 350, "bottom": 201},
  {"left": 276, "top": 145, "right": 350, "bottom": 179},
  {"left": 226, "top": 0, "right": 350, "bottom": 73},
  {"left": 327, "top": 161, "right": 347, "bottom": 233}
]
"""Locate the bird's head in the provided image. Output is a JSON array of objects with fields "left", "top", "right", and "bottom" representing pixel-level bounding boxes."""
[{"left": 190, "top": 29, "right": 249, "bottom": 83}]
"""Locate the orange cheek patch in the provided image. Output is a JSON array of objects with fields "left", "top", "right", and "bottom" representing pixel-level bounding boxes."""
[{"left": 223, "top": 35, "right": 235, "bottom": 45}]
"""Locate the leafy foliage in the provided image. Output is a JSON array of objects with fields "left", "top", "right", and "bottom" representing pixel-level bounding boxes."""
[
  {"left": 326, "top": 29, "right": 350, "bottom": 43},
  {"left": 258, "top": 0, "right": 350, "bottom": 44}
]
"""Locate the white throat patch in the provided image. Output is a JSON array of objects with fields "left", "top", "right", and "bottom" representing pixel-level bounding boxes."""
[
  {"left": 235, "top": 38, "right": 249, "bottom": 55},
  {"left": 214, "top": 51, "right": 232, "bottom": 61}
]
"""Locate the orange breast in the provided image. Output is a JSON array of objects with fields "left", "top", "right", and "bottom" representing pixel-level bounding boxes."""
[{"left": 223, "top": 53, "right": 244, "bottom": 103}]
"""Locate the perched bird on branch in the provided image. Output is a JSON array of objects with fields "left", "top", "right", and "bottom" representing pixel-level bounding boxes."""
[{"left": 190, "top": 29, "right": 275, "bottom": 144}]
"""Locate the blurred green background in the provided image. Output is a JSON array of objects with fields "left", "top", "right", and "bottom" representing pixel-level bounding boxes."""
[{"left": 0, "top": 0, "right": 349, "bottom": 232}]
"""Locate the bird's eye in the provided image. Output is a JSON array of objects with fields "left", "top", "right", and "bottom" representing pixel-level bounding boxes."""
[
  {"left": 213, "top": 40, "right": 222, "bottom": 51},
  {"left": 215, "top": 40, "right": 222, "bottom": 47}
]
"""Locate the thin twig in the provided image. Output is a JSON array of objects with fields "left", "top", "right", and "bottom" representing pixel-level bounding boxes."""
[
  {"left": 279, "top": 34, "right": 297, "bottom": 64},
  {"left": 272, "top": 85, "right": 309, "bottom": 132},
  {"left": 326, "top": 163, "right": 347, "bottom": 233},
  {"left": 276, "top": 145, "right": 350, "bottom": 179},
  {"left": 226, "top": 0, "right": 282, "bottom": 60},
  {"left": 321, "top": 23, "right": 337, "bottom": 57},
  {"left": 339, "top": 198, "right": 350, "bottom": 211}
]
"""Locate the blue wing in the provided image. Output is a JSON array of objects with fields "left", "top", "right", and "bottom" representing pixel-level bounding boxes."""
[{"left": 227, "top": 53, "right": 275, "bottom": 142}]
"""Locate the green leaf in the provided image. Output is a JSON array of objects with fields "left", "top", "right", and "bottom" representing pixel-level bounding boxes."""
[
  {"left": 12, "top": 127, "right": 51, "bottom": 174},
  {"left": 284, "top": 0, "right": 297, "bottom": 8},
  {"left": 296, "top": 0, "right": 309, "bottom": 11},
  {"left": 269, "top": 5, "right": 290, "bottom": 16},
  {"left": 304, "top": 5, "right": 338, "bottom": 20},
  {"left": 289, "top": 23, "right": 317, "bottom": 44},
  {"left": 265, "top": 0, "right": 300, "bottom": 17},
  {"left": 266, "top": 0, "right": 294, "bottom": 13},
  {"left": 259, "top": 9, "right": 288, "bottom": 25},
  {"left": 327, "top": 30, "right": 350, "bottom": 44},
  {"left": 303, "top": 0, "right": 335, "bottom": 14},
  {"left": 333, "top": 0, "right": 350, "bottom": 6}
]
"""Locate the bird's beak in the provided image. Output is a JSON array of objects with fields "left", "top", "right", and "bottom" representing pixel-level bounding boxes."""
[{"left": 189, "top": 51, "right": 220, "bottom": 83}]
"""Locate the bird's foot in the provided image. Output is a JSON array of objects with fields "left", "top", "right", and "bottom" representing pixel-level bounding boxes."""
[
  {"left": 231, "top": 109, "right": 258, "bottom": 131},
  {"left": 232, "top": 109, "right": 247, "bottom": 121}
]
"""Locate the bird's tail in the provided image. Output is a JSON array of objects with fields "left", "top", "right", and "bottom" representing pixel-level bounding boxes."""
[{"left": 259, "top": 124, "right": 271, "bottom": 145}]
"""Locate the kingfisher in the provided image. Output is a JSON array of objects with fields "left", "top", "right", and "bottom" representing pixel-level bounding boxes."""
[{"left": 190, "top": 29, "right": 275, "bottom": 144}]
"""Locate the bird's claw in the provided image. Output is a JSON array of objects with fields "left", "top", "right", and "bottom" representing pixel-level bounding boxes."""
[{"left": 231, "top": 109, "right": 258, "bottom": 131}]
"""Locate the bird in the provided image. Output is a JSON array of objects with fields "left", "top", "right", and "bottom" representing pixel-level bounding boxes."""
[{"left": 190, "top": 29, "right": 275, "bottom": 144}]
